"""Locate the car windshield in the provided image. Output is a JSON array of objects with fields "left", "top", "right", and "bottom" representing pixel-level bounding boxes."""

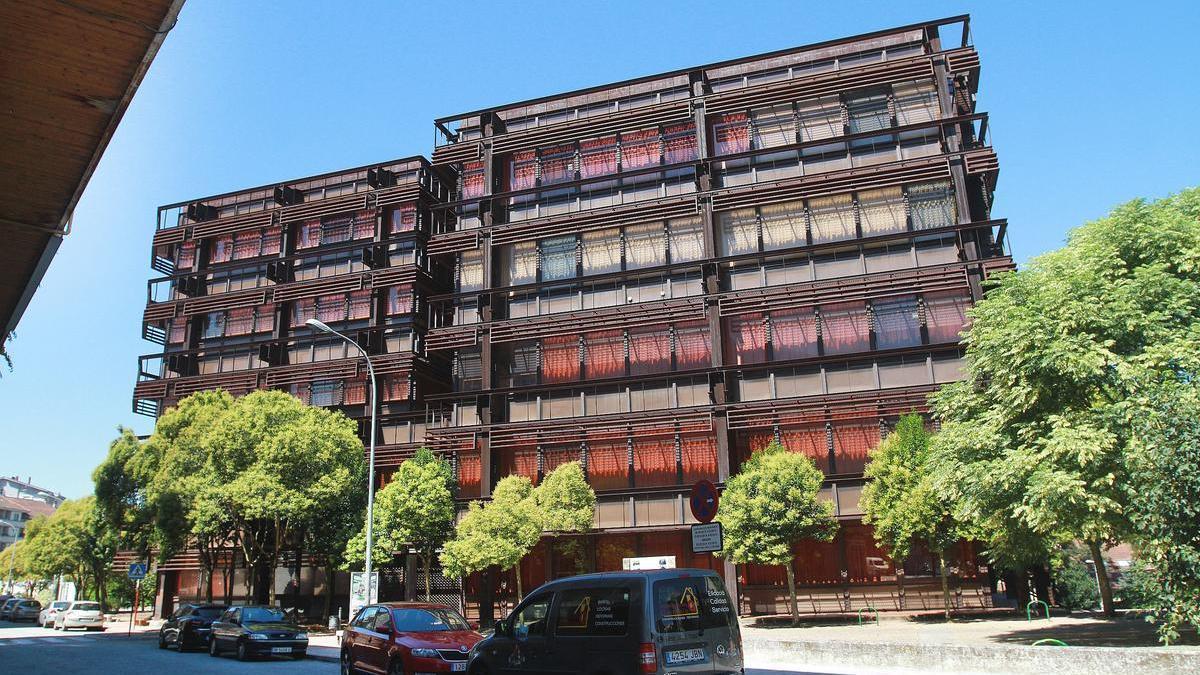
[
  {"left": 195, "top": 607, "right": 225, "bottom": 618},
  {"left": 73, "top": 603, "right": 101, "bottom": 612},
  {"left": 243, "top": 608, "right": 287, "bottom": 623},
  {"left": 53, "top": 602, "right": 70, "bottom": 609},
  {"left": 392, "top": 608, "right": 471, "bottom": 632}
]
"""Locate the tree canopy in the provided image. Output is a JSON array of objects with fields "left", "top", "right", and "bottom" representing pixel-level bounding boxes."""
[
  {"left": 717, "top": 442, "right": 837, "bottom": 624},
  {"left": 19, "top": 497, "right": 116, "bottom": 606},
  {"left": 929, "top": 188, "right": 1200, "bottom": 617}
]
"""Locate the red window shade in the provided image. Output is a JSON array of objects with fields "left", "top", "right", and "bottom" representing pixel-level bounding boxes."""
[
  {"left": 844, "top": 523, "right": 894, "bottom": 583},
  {"left": 663, "top": 122, "right": 698, "bottom": 164},
  {"left": 821, "top": 302, "right": 870, "bottom": 355},
  {"left": 543, "top": 446, "right": 578, "bottom": 476},
  {"left": 714, "top": 113, "right": 750, "bottom": 156},
  {"left": 792, "top": 538, "right": 842, "bottom": 585},
  {"left": 680, "top": 436, "right": 718, "bottom": 484},
  {"left": 621, "top": 128, "right": 659, "bottom": 170},
  {"left": 502, "top": 447, "right": 538, "bottom": 481},
  {"left": 458, "top": 452, "right": 481, "bottom": 499},
  {"left": 588, "top": 442, "right": 628, "bottom": 491},
  {"left": 348, "top": 290, "right": 372, "bottom": 320},
  {"left": 748, "top": 431, "right": 775, "bottom": 455},
  {"left": 461, "top": 161, "right": 486, "bottom": 199},
  {"left": 291, "top": 298, "right": 316, "bottom": 327},
  {"left": 343, "top": 377, "right": 367, "bottom": 405},
  {"left": 389, "top": 203, "right": 417, "bottom": 234},
  {"left": 833, "top": 423, "right": 878, "bottom": 474},
  {"left": 352, "top": 209, "right": 376, "bottom": 240},
  {"left": 225, "top": 307, "right": 254, "bottom": 336},
  {"left": 177, "top": 241, "right": 196, "bottom": 269},
  {"left": 540, "top": 145, "right": 575, "bottom": 185},
  {"left": 772, "top": 309, "right": 819, "bottom": 360},
  {"left": 210, "top": 234, "right": 233, "bottom": 263},
  {"left": 256, "top": 304, "right": 276, "bottom": 333},
  {"left": 580, "top": 136, "right": 617, "bottom": 178},
  {"left": 382, "top": 374, "right": 410, "bottom": 401},
  {"left": 629, "top": 327, "right": 670, "bottom": 376},
  {"left": 320, "top": 215, "right": 352, "bottom": 244},
  {"left": 633, "top": 437, "right": 677, "bottom": 487},
  {"left": 781, "top": 425, "right": 829, "bottom": 473},
  {"left": 674, "top": 321, "right": 711, "bottom": 370},
  {"left": 584, "top": 330, "right": 625, "bottom": 379},
  {"left": 873, "top": 296, "right": 922, "bottom": 350},
  {"left": 509, "top": 150, "right": 537, "bottom": 191},
  {"left": 233, "top": 231, "right": 260, "bottom": 260},
  {"left": 317, "top": 293, "right": 346, "bottom": 323},
  {"left": 296, "top": 220, "right": 320, "bottom": 249},
  {"left": 925, "top": 292, "right": 970, "bottom": 343},
  {"left": 742, "top": 563, "right": 787, "bottom": 586},
  {"left": 727, "top": 314, "right": 767, "bottom": 365},
  {"left": 542, "top": 336, "right": 580, "bottom": 383},
  {"left": 387, "top": 285, "right": 413, "bottom": 315},
  {"left": 261, "top": 227, "right": 282, "bottom": 255},
  {"left": 167, "top": 319, "right": 186, "bottom": 344}
]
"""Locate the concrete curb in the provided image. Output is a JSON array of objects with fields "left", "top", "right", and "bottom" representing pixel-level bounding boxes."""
[
  {"left": 308, "top": 646, "right": 339, "bottom": 663},
  {"left": 743, "top": 636, "right": 1200, "bottom": 675}
]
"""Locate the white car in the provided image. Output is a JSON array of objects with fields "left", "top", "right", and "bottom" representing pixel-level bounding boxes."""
[
  {"left": 39, "top": 601, "right": 71, "bottom": 628},
  {"left": 54, "top": 601, "right": 105, "bottom": 631}
]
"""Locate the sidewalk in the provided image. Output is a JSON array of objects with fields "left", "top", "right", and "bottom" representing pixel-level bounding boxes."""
[{"left": 307, "top": 632, "right": 340, "bottom": 663}]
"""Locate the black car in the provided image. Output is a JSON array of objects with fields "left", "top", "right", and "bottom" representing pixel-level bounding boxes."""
[
  {"left": 208, "top": 606, "right": 308, "bottom": 661},
  {"left": 158, "top": 603, "right": 227, "bottom": 651}
]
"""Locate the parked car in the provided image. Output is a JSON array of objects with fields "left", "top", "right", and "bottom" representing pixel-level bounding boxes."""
[
  {"left": 0, "top": 597, "right": 24, "bottom": 621},
  {"left": 340, "top": 602, "right": 483, "bottom": 674},
  {"left": 208, "top": 606, "right": 308, "bottom": 661},
  {"left": 10, "top": 599, "right": 41, "bottom": 622},
  {"left": 466, "top": 568, "right": 743, "bottom": 675},
  {"left": 54, "top": 601, "right": 106, "bottom": 631},
  {"left": 39, "top": 601, "right": 71, "bottom": 628},
  {"left": 159, "top": 603, "right": 227, "bottom": 651}
]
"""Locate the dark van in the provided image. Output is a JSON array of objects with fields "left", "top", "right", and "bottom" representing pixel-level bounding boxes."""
[{"left": 467, "top": 568, "right": 742, "bottom": 675}]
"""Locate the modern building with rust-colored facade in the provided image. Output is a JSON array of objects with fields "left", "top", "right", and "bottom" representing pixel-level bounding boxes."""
[{"left": 134, "top": 15, "right": 1011, "bottom": 619}]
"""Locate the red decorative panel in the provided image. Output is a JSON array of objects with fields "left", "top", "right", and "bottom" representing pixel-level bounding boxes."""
[
  {"left": 781, "top": 425, "right": 830, "bottom": 474},
  {"left": 296, "top": 219, "right": 320, "bottom": 249},
  {"left": 925, "top": 291, "right": 970, "bottom": 343},
  {"left": 344, "top": 377, "right": 367, "bottom": 405},
  {"left": 584, "top": 330, "right": 624, "bottom": 379},
  {"left": 502, "top": 447, "right": 538, "bottom": 482},
  {"left": 382, "top": 374, "right": 410, "bottom": 402},
  {"left": 833, "top": 423, "right": 878, "bottom": 474},
  {"left": 291, "top": 297, "right": 316, "bottom": 327},
  {"left": 509, "top": 150, "right": 537, "bottom": 191},
  {"left": 629, "top": 327, "right": 670, "bottom": 376},
  {"left": 210, "top": 234, "right": 233, "bottom": 263},
  {"left": 663, "top": 122, "right": 698, "bottom": 164},
  {"left": 542, "top": 336, "right": 580, "bottom": 383},
  {"left": 580, "top": 136, "right": 617, "bottom": 178},
  {"left": 587, "top": 442, "right": 628, "bottom": 491},
  {"left": 675, "top": 321, "right": 711, "bottom": 370},
  {"left": 714, "top": 113, "right": 750, "bottom": 156},
  {"left": 177, "top": 241, "right": 196, "bottom": 269},
  {"left": 389, "top": 202, "right": 417, "bottom": 234},
  {"left": 458, "top": 451, "right": 482, "bottom": 499},
  {"left": 793, "top": 537, "right": 842, "bottom": 585},
  {"left": 225, "top": 307, "right": 254, "bottom": 336},
  {"left": 772, "top": 309, "right": 819, "bottom": 360},
  {"left": 633, "top": 437, "right": 676, "bottom": 487},
  {"left": 680, "top": 435, "right": 718, "bottom": 484},
  {"left": 386, "top": 285, "right": 413, "bottom": 315},
  {"left": 843, "top": 522, "right": 895, "bottom": 583},
  {"left": 727, "top": 314, "right": 767, "bottom": 365},
  {"left": 461, "top": 160, "right": 486, "bottom": 200},
  {"left": 262, "top": 227, "right": 282, "bottom": 255},
  {"left": 349, "top": 289, "right": 372, "bottom": 320},
  {"left": 821, "top": 302, "right": 869, "bottom": 355},
  {"left": 621, "top": 128, "right": 660, "bottom": 170},
  {"left": 543, "top": 446, "right": 578, "bottom": 476}
]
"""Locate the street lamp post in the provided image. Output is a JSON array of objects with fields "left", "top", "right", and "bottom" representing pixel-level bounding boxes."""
[
  {"left": 1, "top": 518, "right": 20, "bottom": 594},
  {"left": 1083, "top": 558, "right": 1104, "bottom": 610},
  {"left": 305, "top": 319, "right": 378, "bottom": 604}
]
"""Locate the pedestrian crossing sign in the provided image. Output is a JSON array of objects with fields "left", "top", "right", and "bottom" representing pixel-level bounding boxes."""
[{"left": 127, "top": 563, "right": 147, "bottom": 581}]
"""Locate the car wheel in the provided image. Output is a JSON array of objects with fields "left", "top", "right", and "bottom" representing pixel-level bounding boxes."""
[
  {"left": 209, "top": 638, "right": 221, "bottom": 657},
  {"left": 236, "top": 641, "right": 249, "bottom": 662},
  {"left": 340, "top": 651, "right": 355, "bottom": 675},
  {"left": 158, "top": 633, "right": 168, "bottom": 649}
]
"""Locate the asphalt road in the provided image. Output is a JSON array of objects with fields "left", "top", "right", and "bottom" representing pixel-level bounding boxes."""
[{"left": 0, "top": 619, "right": 835, "bottom": 674}]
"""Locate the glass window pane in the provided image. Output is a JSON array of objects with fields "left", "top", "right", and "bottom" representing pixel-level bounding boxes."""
[
  {"left": 582, "top": 228, "right": 622, "bottom": 275},
  {"left": 625, "top": 222, "right": 666, "bottom": 269},
  {"left": 718, "top": 208, "right": 758, "bottom": 256},
  {"left": 760, "top": 200, "right": 805, "bottom": 251},
  {"left": 541, "top": 236, "right": 578, "bottom": 281},
  {"left": 668, "top": 216, "right": 705, "bottom": 263}
]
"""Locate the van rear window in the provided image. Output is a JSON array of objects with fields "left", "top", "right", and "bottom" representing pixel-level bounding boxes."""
[
  {"left": 554, "top": 587, "right": 630, "bottom": 636},
  {"left": 652, "top": 576, "right": 734, "bottom": 633}
]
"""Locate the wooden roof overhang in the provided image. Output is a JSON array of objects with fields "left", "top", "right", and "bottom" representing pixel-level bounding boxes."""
[{"left": 1, "top": 0, "right": 184, "bottom": 343}]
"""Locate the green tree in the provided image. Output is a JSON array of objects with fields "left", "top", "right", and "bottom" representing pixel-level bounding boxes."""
[
  {"left": 862, "top": 414, "right": 967, "bottom": 618},
  {"left": 534, "top": 462, "right": 596, "bottom": 534},
  {"left": 1126, "top": 377, "right": 1200, "bottom": 643},
  {"left": 717, "top": 442, "right": 838, "bottom": 625},
  {"left": 346, "top": 448, "right": 455, "bottom": 601},
  {"left": 441, "top": 475, "right": 542, "bottom": 601},
  {"left": 928, "top": 189, "right": 1200, "bottom": 616},
  {"left": 21, "top": 498, "right": 117, "bottom": 607}
]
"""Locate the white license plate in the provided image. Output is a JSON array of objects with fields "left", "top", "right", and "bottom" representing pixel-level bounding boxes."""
[
  {"left": 665, "top": 648, "right": 706, "bottom": 665},
  {"left": 452, "top": 664, "right": 467, "bottom": 672},
  {"left": 270, "top": 647, "right": 292, "bottom": 654}
]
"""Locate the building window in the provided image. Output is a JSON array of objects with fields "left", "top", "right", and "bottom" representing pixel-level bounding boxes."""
[
  {"left": 893, "top": 79, "right": 939, "bottom": 126},
  {"left": 458, "top": 249, "right": 484, "bottom": 292},
  {"left": 625, "top": 222, "right": 666, "bottom": 270},
  {"left": 203, "top": 312, "right": 225, "bottom": 339},
  {"left": 542, "top": 336, "right": 580, "bottom": 383},
  {"left": 581, "top": 228, "right": 622, "bottom": 275},
  {"left": 925, "top": 292, "right": 970, "bottom": 343},
  {"left": 727, "top": 314, "right": 767, "bottom": 365},
  {"left": 846, "top": 92, "right": 891, "bottom": 135},
  {"left": 760, "top": 200, "right": 806, "bottom": 251},
  {"left": 771, "top": 309, "right": 819, "bottom": 360},
  {"left": 821, "top": 302, "right": 870, "bottom": 355},
  {"left": 584, "top": 330, "right": 625, "bottom": 379},
  {"left": 667, "top": 216, "right": 705, "bottom": 262},
  {"left": 873, "top": 297, "right": 922, "bottom": 350},
  {"left": 674, "top": 321, "right": 711, "bottom": 370},
  {"left": 858, "top": 187, "right": 906, "bottom": 237},
  {"left": 580, "top": 136, "right": 618, "bottom": 179},
  {"left": 751, "top": 104, "right": 796, "bottom": 150},
  {"left": 389, "top": 202, "right": 418, "bottom": 234},
  {"left": 540, "top": 236, "right": 577, "bottom": 281},
  {"left": 663, "top": 122, "right": 698, "bottom": 164},
  {"left": 713, "top": 113, "right": 750, "bottom": 156},
  {"left": 809, "top": 194, "right": 856, "bottom": 244},
  {"left": 798, "top": 95, "right": 843, "bottom": 142},
  {"left": 461, "top": 160, "right": 486, "bottom": 199},
  {"left": 386, "top": 285, "right": 413, "bottom": 315},
  {"left": 908, "top": 181, "right": 956, "bottom": 230},
  {"left": 718, "top": 208, "right": 758, "bottom": 256},
  {"left": 620, "top": 128, "right": 659, "bottom": 170},
  {"left": 509, "top": 150, "right": 537, "bottom": 191},
  {"left": 540, "top": 144, "right": 576, "bottom": 186}
]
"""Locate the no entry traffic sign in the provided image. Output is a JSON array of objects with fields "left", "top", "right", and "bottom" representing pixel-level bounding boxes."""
[{"left": 689, "top": 479, "right": 719, "bottom": 523}]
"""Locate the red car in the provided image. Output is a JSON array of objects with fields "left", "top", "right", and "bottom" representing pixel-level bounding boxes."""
[{"left": 341, "top": 602, "right": 482, "bottom": 674}]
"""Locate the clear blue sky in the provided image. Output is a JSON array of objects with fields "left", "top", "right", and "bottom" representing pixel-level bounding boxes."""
[{"left": 2, "top": 1, "right": 1197, "bottom": 499}]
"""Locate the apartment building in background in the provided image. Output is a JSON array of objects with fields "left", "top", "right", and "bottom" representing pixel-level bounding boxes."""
[
  {"left": 133, "top": 15, "right": 1011, "bottom": 620},
  {"left": 0, "top": 476, "right": 65, "bottom": 508},
  {"left": 0, "top": 482, "right": 59, "bottom": 551}
]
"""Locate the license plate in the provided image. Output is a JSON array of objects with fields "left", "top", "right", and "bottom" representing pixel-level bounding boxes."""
[
  {"left": 270, "top": 647, "right": 292, "bottom": 654},
  {"left": 665, "top": 648, "right": 706, "bottom": 665},
  {"left": 452, "top": 664, "right": 467, "bottom": 672}
]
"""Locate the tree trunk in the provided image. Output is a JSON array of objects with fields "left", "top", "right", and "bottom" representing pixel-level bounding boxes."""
[
  {"left": 323, "top": 561, "right": 334, "bottom": 622},
  {"left": 936, "top": 551, "right": 951, "bottom": 620},
  {"left": 267, "top": 519, "right": 281, "bottom": 607},
  {"left": 423, "top": 549, "right": 432, "bottom": 602},
  {"left": 784, "top": 562, "right": 799, "bottom": 626},
  {"left": 1088, "top": 541, "right": 1115, "bottom": 618},
  {"left": 514, "top": 560, "right": 523, "bottom": 603}
]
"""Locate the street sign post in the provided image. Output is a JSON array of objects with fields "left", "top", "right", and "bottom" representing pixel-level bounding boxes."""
[
  {"left": 127, "top": 563, "right": 147, "bottom": 637},
  {"left": 689, "top": 479, "right": 719, "bottom": 523},
  {"left": 690, "top": 522, "right": 723, "bottom": 553}
]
